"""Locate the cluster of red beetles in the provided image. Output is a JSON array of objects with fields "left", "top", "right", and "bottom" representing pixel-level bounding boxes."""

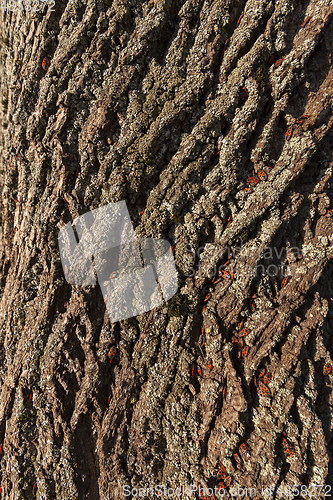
[
  {"left": 216, "top": 462, "right": 232, "bottom": 490},
  {"left": 282, "top": 433, "right": 294, "bottom": 457},
  {"left": 204, "top": 14, "right": 325, "bottom": 495},
  {"left": 244, "top": 166, "right": 271, "bottom": 194},
  {"left": 203, "top": 443, "right": 248, "bottom": 499},
  {"left": 198, "top": 484, "right": 215, "bottom": 500},
  {"left": 285, "top": 115, "right": 309, "bottom": 142},
  {"left": 254, "top": 368, "right": 271, "bottom": 397},
  {"left": 242, "top": 113, "right": 311, "bottom": 194},
  {"left": 232, "top": 321, "right": 250, "bottom": 361}
]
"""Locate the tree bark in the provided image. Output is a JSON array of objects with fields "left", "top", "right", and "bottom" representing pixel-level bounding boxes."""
[{"left": 0, "top": 0, "right": 333, "bottom": 498}]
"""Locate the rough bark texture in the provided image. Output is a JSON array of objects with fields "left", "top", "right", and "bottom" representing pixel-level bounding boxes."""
[{"left": 0, "top": 0, "right": 333, "bottom": 498}]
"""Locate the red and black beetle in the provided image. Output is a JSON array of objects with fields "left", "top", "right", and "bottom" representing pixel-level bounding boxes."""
[
  {"left": 42, "top": 57, "right": 50, "bottom": 71},
  {"left": 108, "top": 346, "right": 117, "bottom": 363}
]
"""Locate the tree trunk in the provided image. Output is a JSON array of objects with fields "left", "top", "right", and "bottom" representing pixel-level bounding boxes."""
[{"left": 0, "top": 0, "right": 333, "bottom": 498}]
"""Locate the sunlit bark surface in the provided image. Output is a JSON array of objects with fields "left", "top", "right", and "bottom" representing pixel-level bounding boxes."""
[{"left": 0, "top": 0, "right": 333, "bottom": 498}]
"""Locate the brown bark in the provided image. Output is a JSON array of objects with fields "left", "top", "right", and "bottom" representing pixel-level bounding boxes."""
[{"left": 0, "top": 0, "right": 333, "bottom": 498}]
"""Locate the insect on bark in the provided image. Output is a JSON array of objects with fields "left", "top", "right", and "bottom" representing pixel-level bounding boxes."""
[
  {"left": 323, "top": 363, "right": 332, "bottom": 375},
  {"left": 301, "top": 16, "right": 310, "bottom": 27},
  {"left": 42, "top": 57, "right": 50, "bottom": 71},
  {"left": 285, "top": 126, "right": 293, "bottom": 141}
]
